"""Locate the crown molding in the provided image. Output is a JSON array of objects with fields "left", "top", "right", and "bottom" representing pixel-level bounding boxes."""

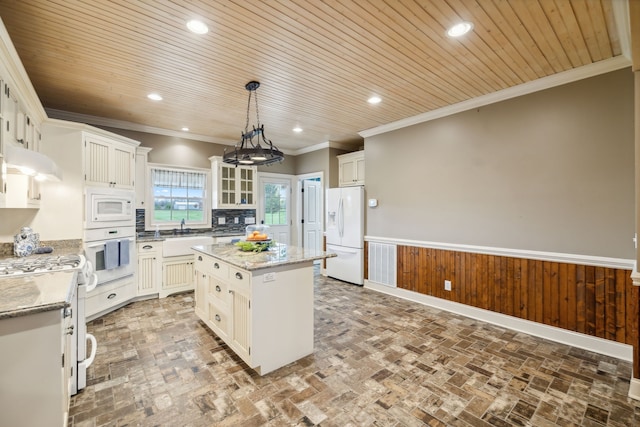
[
  {"left": 45, "top": 108, "right": 224, "bottom": 143},
  {"left": 45, "top": 108, "right": 304, "bottom": 155},
  {"left": 359, "top": 56, "right": 632, "bottom": 139},
  {"left": 293, "top": 140, "right": 361, "bottom": 156},
  {"left": 612, "top": 0, "right": 631, "bottom": 61}
]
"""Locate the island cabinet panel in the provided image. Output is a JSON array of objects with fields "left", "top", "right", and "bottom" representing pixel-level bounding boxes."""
[
  {"left": 396, "top": 246, "right": 638, "bottom": 348},
  {"left": 194, "top": 250, "right": 315, "bottom": 375}
]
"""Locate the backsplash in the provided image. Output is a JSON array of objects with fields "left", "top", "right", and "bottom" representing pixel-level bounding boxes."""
[{"left": 136, "top": 208, "right": 256, "bottom": 234}]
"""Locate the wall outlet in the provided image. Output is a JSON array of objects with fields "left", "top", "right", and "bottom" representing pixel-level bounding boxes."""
[
  {"left": 444, "top": 280, "right": 452, "bottom": 291},
  {"left": 218, "top": 217, "right": 225, "bottom": 225},
  {"left": 245, "top": 216, "right": 256, "bottom": 224},
  {"left": 263, "top": 272, "right": 276, "bottom": 282},
  {"left": 234, "top": 217, "right": 239, "bottom": 224}
]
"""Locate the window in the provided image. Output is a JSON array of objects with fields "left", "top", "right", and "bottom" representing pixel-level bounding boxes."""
[
  {"left": 149, "top": 166, "right": 210, "bottom": 227},
  {"left": 263, "top": 183, "right": 288, "bottom": 226}
]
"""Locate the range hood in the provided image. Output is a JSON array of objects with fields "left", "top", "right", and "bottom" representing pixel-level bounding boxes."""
[{"left": 3, "top": 143, "right": 62, "bottom": 181}]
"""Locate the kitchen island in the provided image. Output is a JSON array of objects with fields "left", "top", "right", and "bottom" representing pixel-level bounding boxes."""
[{"left": 192, "top": 243, "right": 335, "bottom": 375}]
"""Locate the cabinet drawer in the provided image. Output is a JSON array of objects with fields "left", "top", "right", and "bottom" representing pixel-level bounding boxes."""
[
  {"left": 207, "top": 300, "right": 229, "bottom": 339},
  {"left": 208, "top": 276, "right": 228, "bottom": 304},
  {"left": 195, "top": 255, "right": 229, "bottom": 279},
  {"left": 229, "top": 267, "right": 251, "bottom": 291},
  {"left": 138, "top": 242, "right": 161, "bottom": 253},
  {"left": 86, "top": 278, "right": 135, "bottom": 317}
]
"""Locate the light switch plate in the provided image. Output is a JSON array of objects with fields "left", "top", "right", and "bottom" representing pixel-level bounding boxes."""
[
  {"left": 218, "top": 217, "right": 225, "bottom": 225},
  {"left": 245, "top": 217, "right": 256, "bottom": 224}
]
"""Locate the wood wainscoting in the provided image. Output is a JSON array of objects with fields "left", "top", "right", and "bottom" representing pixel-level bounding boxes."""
[{"left": 395, "top": 245, "right": 639, "bottom": 372}]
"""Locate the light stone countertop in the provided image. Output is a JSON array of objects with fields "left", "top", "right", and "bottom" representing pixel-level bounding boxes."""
[
  {"left": 136, "top": 231, "right": 245, "bottom": 243},
  {"left": 0, "top": 270, "right": 77, "bottom": 319},
  {"left": 192, "top": 243, "right": 336, "bottom": 271}
]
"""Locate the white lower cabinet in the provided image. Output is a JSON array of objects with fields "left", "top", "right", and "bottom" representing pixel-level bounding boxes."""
[
  {"left": 194, "top": 251, "right": 314, "bottom": 375},
  {"left": 137, "top": 242, "right": 161, "bottom": 296},
  {"left": 160, "top": 255, "right": 195, "bottom": 298},
  {"left": 0, "top": 308, "right": 71, "bottom": 426}
]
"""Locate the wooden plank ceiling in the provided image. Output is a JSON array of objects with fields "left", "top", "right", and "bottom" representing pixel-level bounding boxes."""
[{"left": 0, "top": 0, "right": 624, "bottom": 151}]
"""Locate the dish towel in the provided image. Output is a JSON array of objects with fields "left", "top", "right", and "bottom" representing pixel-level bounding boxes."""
[
  {"left": 104, "top": 240, "right": 119, "bottom": 270},
  {"left": 119, "top": 240, "right": 130, "bottom": 266}
]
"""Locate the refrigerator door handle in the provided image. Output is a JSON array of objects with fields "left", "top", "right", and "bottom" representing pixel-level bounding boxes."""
[{"left": 338, "top": 197, "right": 344, "bottom": 238}]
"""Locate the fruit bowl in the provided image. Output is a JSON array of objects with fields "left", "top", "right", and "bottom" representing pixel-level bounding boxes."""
[{"left": 245, "top": 224, "right": 271, "bottom": 241}]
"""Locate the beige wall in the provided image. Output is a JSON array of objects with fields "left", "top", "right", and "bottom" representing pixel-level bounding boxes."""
[
  {"left": 296, "top": 149, "right": 329, "bottom": 176},
  {"left": 365, "top": 68, "right": 635, "bottom": 259}
]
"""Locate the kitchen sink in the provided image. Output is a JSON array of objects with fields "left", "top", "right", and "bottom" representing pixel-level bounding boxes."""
[{"left": 162, "top": 235, "right": 214, "bottom": 257}]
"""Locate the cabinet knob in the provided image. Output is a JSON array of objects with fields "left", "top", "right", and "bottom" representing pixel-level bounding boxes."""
[
  {"left": 235, "top": 272, "right": 243, "bottom": 280},
  {"left": 215, "top": 314, "right": 221, "bottom": 322},
  {"left": 215, "top": 285, "right": 221, "bottom": 292},
  {"left": 214, "top": 263, "right": 220, "bottom": 269},
  {"left": 67, "top": 325, "right": 74, "bottom": 335},
  {"left": 198, "top": 256, "right": 203, "bottom": 261}
]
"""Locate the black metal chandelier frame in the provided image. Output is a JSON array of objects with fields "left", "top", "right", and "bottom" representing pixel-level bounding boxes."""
[{"left": 222, "top": 81, "right": 284, "bottom": 166}]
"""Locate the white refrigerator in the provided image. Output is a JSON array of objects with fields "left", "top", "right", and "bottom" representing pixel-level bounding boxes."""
[{"left": 326, "top": 186, "right": 364, "bottom": 285}]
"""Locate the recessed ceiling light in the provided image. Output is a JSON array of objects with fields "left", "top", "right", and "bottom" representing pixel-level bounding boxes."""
[
  {"left": 368, "top": 96, "right": 382, "bottom": 104},
  {"left": 187, "top": 20, "right": 208, "bottom": 35},
  {"left": 293, "top": 126, "right": 303, "bottom": 133},
  {"left": 181, "top": 127, "right": 189, "bottom": 132},
  {"left": 447, "top": 21, "right": 473, "bottom": 38},
  {"left": 147, "top": 93, "right": 162, "bottom": 101}
]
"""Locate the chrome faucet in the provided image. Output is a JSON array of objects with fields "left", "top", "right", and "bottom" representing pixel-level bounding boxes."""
[{"left": 180, "top": 218, "right": 185, "bottom": 231}]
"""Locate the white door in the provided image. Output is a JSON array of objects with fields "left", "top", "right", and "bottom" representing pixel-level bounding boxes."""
[
  {"left": 259, "top": 176, "right": 291, "bottom": 244},
  {"left": 302, "top": 179, "right": 322, "bottom": 253}
]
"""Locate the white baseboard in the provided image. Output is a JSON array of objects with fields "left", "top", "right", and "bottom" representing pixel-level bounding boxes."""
[
  {"left": 364, "top": 280, "right": 633, "bottom": 362},
  {"left": 629, "top": 378, "right": 640, "bottom": 400}
]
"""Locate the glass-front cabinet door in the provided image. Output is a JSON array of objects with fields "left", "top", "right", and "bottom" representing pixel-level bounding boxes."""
[
  {"left": 239, "top": 168, "right": 254, "bottom": 205},
  {"left": 220, "top": 164, "right": 237, "bottom": 205},
  {"left": 211, "top": 156, "right": 257, "bottom": 208}
]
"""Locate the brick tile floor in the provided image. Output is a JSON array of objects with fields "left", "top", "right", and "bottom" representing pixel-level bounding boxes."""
[{"left": 69, "top": 271, "right": 640, "bottom": 426}]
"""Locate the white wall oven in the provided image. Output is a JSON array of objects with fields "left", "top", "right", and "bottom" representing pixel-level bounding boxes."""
[
  {"left": 83, "top": 187, "right": 137, "bottom": 319},
  {"left": 85, "top": 187, "right": 134, "bottom": 229},
  {"left": 84, "top": 226, "right": 136, "bottom": 284}
]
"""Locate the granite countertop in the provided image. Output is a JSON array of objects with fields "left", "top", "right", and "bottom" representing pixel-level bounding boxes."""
[
  {"left": 0, "top": 270, "right": 78, "bottom": 319},
  {"left": 137, "top": 231, "right": 245, "bottom": 243},
  {"left": 192, "top": 243, "right": 336, "bottom": 271}
]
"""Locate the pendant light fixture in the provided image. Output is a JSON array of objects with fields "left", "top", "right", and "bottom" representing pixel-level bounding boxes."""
[{"left": 223, "top": 81, "right": 284, "bottom": 166}]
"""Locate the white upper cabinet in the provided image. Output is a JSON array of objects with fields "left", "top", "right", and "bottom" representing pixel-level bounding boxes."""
[
  {"left": 338, "top": 151, "right": 365, "bottom": 187},
  {"left": 84, "top": 134, "right": 136, "bottom": 189},
  {"left": 0, "top": 84, "right": 43, "bottom": 208},
  {"left": 210, "top": 156, "right": 256, "bottom": 209},
  {"left": 2, "top": 83, "right": 17, "bottom": 146},
  {"left": 0, "top": 21, "right": 51, "bottom": 208},
  {"left": 135, "top": 147, "right": 152, "bottom": 208}
]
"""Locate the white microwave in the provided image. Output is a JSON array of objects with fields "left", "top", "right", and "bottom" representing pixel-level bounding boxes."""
[{"left": 85, "top": 187, "right": 135, "bottom": 229}]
